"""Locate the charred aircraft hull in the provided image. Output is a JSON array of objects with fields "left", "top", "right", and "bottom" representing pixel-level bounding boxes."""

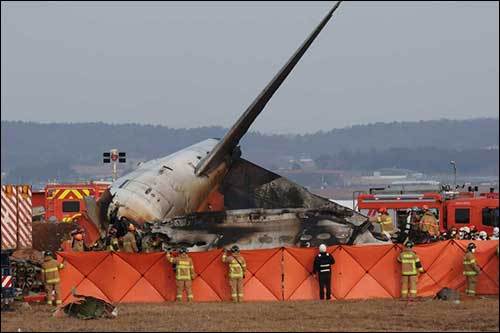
[{"left": 143, "top": 207, "right": 389, "bottom": 252}]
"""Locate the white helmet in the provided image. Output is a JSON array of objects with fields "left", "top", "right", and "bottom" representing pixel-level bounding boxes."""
[
  {"left": 479, "top": 231, "right": 487, "bottom": 239},
  {"left": 319, "top": 244, "right": 327, "bottom": 253},
  {"left": 493, "top": 227, "right": 499, "bottom": 236},
  {"left": 463, "top": 226, "right": 470, "bottom": 233}
]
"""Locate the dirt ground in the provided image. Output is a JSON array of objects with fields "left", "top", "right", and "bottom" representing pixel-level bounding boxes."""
[{"left": 1, "top": 297, "right": 498, "bottom": 332}]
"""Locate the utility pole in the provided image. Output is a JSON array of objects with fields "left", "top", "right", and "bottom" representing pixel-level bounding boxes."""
[{"left": 450, "top": 160, "right": 457, "bottom": 189}]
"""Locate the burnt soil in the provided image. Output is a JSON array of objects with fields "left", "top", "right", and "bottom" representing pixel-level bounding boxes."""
[{"left": 1, "top": 296, "right": 498, "bottom": 332}]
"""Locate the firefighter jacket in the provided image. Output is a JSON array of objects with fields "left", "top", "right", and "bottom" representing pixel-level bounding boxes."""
[
  {"left": 463, "top": 251, "right": 480, "bottom": 276},
  {"left": 107, "top": 237, "right": 119, "bottom": 252},
  {"left": 313, "top": 252, "right": 335, "bottom": 275},
  {"left": 222, "top": 253, "right": 247, "bottom": 279},
  {"left": 166, "top": 253, "right": 196, "bottom": 281},
  {"left": 122, "top": 231, "right": 138, "bottom": 253},
  {"left": 72, "top": 239, "right": 85, "bottom": 252},
  {"left": 397, "top": 249, "right": 424, "bottom": 276},
  {"left": 420, "top": 212, "right": 439, "bottom": 236},
  {"left": 42, "top": 258, "right": 64, "bottom": 284},
  {"left": 376, "top": 214, "right": 394, "bottom": 234}
]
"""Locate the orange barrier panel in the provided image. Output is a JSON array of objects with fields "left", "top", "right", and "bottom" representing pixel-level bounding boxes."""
[{"left": 58, "top": 240, "right": 498, "bottom": 304}]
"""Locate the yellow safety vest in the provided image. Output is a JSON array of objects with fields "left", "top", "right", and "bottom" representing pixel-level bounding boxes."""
[
  {"left": 223, "top": 254, "right": 246, "bottom": 279},
  {"left": 398, "top": 250, "right": 423, "bottom": 276},
  {"left": 463, "top": 252, "right": 479, "bottom": 276}
]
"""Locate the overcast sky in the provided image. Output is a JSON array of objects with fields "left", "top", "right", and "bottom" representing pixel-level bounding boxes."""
[{"left": 1, "top": 1, "right": 498, "bottom": 134}]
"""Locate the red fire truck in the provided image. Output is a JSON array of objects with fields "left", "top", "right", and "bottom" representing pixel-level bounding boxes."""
[
  {"left": 32, "top": 182, "right": 110, "bottom": 223},
  {"left": 356, "top": 184, "right": 499, "bottom": 234}
]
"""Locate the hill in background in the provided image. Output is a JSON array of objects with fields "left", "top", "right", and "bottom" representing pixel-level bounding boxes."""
[{"left": 1, "top": 118, "right": 498, "bottom": 185}]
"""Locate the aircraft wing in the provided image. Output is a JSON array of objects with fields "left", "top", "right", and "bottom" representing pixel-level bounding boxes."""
[{"left": 195, "top": 1, "right": 343, "bottom": 176}]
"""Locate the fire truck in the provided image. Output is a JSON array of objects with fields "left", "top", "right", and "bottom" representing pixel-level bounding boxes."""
[
  {"left": 355, "top": 183, "right": 499, "bottom": 234},
  {"left": 32, "top": 181, "right": 110, "bottom": 223}
]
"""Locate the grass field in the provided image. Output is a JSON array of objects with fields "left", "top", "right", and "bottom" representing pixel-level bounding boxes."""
[{"left": 2, "top": 297, "right": 498, "bottom": 332}]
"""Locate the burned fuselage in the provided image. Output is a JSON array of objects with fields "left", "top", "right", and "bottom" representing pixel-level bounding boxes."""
[{"left": 143, "top": 207, "right": 387, "bottom": 252}]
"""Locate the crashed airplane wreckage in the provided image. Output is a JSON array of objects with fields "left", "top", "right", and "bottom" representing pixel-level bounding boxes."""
[
  {"left": 141, "top": 158, "right": 388, "bottom": 251},
  {"left": 83, "top": 1, "right": 391, "bottom": 251}
]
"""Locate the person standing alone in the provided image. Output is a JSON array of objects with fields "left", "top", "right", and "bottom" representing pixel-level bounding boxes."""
[{"left": 313, "top": 244, "right": 335, "bottom": 300}]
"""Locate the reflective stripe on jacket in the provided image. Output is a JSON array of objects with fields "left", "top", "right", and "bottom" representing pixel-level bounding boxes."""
[
  {"left": 377, "top": 214, "right": 394, "bottom": 233},
  {"left": 420, "top": 212, "right": 439, "bottom": 236},
  {"left": 222, "top": 253, "right": 246, "bottom": 279},
  {"left": 397, "top": 250, "right": 423, "bottom": 276},
  {"left": 42, "top": 259, "right": 64, "bottom": 284},
  {"left": 166, "top": 253, "right": 195, "bottom": 281},
  {"left": 463, "top": 252, "right": 480, "bottom": 276}
]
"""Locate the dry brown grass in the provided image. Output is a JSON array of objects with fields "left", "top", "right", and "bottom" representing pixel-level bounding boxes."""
[{"left": 1, "top": 297, "right": 498, "bottom": 332}]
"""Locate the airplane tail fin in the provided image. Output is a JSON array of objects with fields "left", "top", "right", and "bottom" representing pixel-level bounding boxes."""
[{"left": 195, "top": 1, "right": 343, "bottom": 176}]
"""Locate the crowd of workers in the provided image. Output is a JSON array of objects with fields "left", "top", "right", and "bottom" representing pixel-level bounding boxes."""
[
  {"left": 44, "top": 238, "right": 497, "bottom": 305},
  {"left": 43, "top": 217, "right": 497, "bottom": 305},
  {"left": 370, "top": 206, "right": 499, "bottom": 244}
]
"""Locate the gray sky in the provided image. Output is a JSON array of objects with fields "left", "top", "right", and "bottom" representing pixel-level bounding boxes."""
[{"left": 1, "top": 1, "right": 498, "bottom": 134}]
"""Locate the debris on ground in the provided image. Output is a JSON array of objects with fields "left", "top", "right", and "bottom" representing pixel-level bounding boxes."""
[{"left": 53, "top": 289, "right": 117, "bottom": 320}]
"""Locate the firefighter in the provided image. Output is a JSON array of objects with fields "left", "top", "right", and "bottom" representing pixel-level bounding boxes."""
[
  {"left": 71, "top": 229, "right": 86, "bottom": 252},
  {"left": 166, "top": 247, "right": 196, "bottom": 302},
  {"left": 373, "top": 207, "right": 394, "bottom": 238},
  {"left": 397, "top": 241, "right": 424, "bottom": 301},
  {"left": 313, "top": 244, "right": 335, "bottom": 300},
  {"left": 463, "top": 242, "right": 481, "bottom": 296},
  {"left": 491, "top": 227, "right": 499, "bottom": 240},
  {"left": 42, "top": 251, "right": 65, "bottom": 306},
  {"left": 419, "top": 205, "right": 439, "bottom": 239},
  {"left": 106, "top": 227, "right": 120, "bottom": 252},
  {"left": 142, "top": 234, "right": 162, "bottom": 253},
  {"left": 222, "top": 245, "right": 247, "bottom": 302},
  {"left": 122, "top": 224, "right": 139, "bottom": 253}
]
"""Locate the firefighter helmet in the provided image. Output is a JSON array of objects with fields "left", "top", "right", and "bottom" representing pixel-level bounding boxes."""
[
  {"left": 405, "top": 241, "right": 414, "bottom": 248},
  {"left": 422, "top": 205, "right": 429, "bottom": 210},
  {"left": 319, "top": 244, "right": 327, "bottom": 253},
  {"left": 378, "top": 207, "right": 387, "bottom": 214},
  {"left": 231, "top": 245, "right": 240, "bottom": 253},
  {"left": 467, "top": 243, "right": 476, "bottom": 251},
  {"left": 179, "top": 247, "right": 188, "bottom": 254}
]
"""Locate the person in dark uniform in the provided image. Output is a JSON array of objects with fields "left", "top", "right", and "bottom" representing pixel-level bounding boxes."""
[{"left": 313, "top": 243, "right": 335, "bottom": 300}]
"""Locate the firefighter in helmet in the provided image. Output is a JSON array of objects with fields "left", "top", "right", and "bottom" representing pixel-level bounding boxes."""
[
  {"left": 463, "top": 242, "right": 481, "bottom": 296},
  {"left": 42, "top": 251, "right": 65, "bottom": 306},
  {"left": 222, "top": 245, "right": 247, "bottom": 302},
  {"left": 313, "top": 244, "right": 335, "bottom": 300},
  {"left": 71, "top": 228, "right": 86, "bottom": 252},
  {"left": 122, "top": 223, "right": 139, "bottom": 253},
  {"left": 372, "top": 207, "right": 394, "bottom": 238},
  {"left": 397, "top": 241, "right": 424, "bottom": 301},
  {"left": 166, "top": 247, "right": 196, "bottom": 302},
  {"left": 106, "top": 227, "right": 120, "bottom": 252},
  {"left": 419, "top": 205, "right": 439, "bottom": 240}
]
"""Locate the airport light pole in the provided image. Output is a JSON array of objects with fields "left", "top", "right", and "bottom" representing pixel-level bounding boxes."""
[
  {"left": 450, "top": 160, "right": 457, "bottom": 189},
  {"left": 103, "top": 149, "right": 126, "bottom": 182}
]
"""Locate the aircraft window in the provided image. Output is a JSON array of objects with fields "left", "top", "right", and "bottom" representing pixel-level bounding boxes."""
[
  {"left": 119, "top": 180, "right": 129, "bottom": 189},
  {"left": 317, "top": 233, "right": 331, "bottom": 240},
  {"left": 455, "top": 208, "right": 470, "bottom": 224},
  {"left": 482, "top": 208, "right": 499, "bottom": 227},
  {"left": 159, "top": 166, "right": 173, "bottom": 175},
  {"left": 258, "top": 235, "right": 273, "bottom": 243},
  {"left": 62, "top": 201, "right": 80, "bottom": 213}
]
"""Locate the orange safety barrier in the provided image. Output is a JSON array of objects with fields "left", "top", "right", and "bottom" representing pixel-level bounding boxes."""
[{"left": 57, "top": 240, "right": 498, "bottom": 304}]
